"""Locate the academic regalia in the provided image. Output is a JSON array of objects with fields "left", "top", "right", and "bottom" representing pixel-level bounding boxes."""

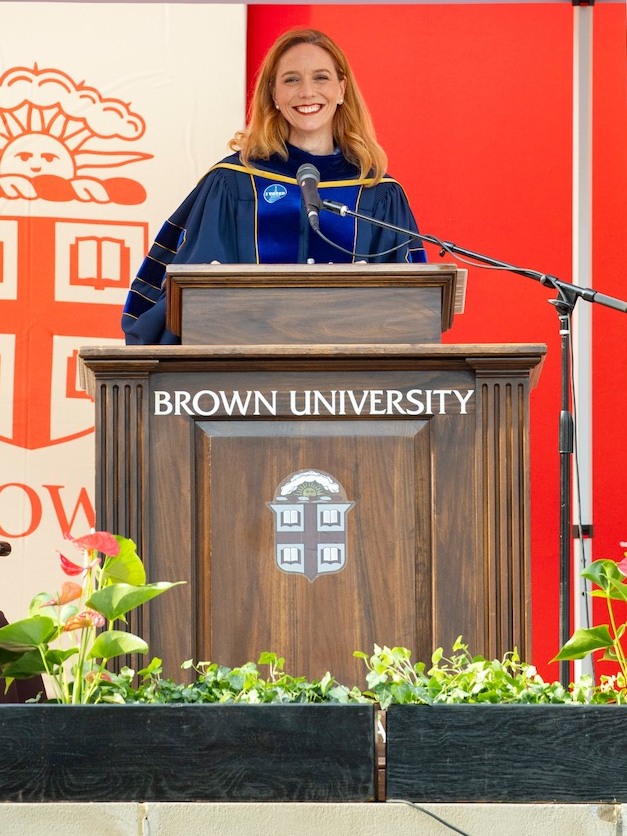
[{"left": 122, "top": 144, "right": 427, "bottom": 345}]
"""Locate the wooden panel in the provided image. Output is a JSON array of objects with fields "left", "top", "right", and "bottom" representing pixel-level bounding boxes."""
[
  {"left": 93, "top": 371, "right": 154, "bottom": 649},
  {"left": 180, "top": 286, "right": 443, "bottom": 345},
  {"left": 166, "top": 263, "right": 466, "bottom": 344},
  {"left": 0, "top": 704, "right": 375, "bottom": 802},
  {"left": 386, "top": 705, "right": 627, "bottom": 802},
  {"left": 95, "top": 376, "right": 149, "bottom": 538},
  {"left": 430, "top": 413, "right": 481, "bottom": 656},
  {"left": 79, "top": 343, "right": 545, "bottom": 684},
  {"left": 472, "top": 364, "right": 533, "bottom": 660},
  {"left": 195, "top": 421, "right": 431, "bottom": 688}
]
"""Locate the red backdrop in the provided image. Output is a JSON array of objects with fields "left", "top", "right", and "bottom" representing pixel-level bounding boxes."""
[{"left": 247, "top": 4, "right": 627, "bottom": 677}]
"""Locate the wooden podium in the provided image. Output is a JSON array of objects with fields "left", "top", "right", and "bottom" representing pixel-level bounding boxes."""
[{"left": 80, "top": 264, "right": 545, "bottom": 685}]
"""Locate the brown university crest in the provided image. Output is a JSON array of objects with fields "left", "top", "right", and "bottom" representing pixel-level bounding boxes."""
[{"left": 268, "top": 470, "right": 355, "bottom": 582}]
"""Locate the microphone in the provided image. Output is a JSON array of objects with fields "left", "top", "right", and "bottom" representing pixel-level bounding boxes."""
[{"left": 296, "top": 164, "right": 321, "bottom": 232}]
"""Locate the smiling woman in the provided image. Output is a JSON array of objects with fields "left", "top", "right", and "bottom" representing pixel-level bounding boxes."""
[
  {"left": 271, "top": 42, "right": 346, "bottom": 156},
  {"left": 121, "top": 27, "right": 428, "bottom": 345}
]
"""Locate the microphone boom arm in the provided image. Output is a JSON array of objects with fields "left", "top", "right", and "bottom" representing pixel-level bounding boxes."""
[
  {"left": 321, "top": 198, "right": 627, "bottom": 313},
  {"left": 324, "top": 194, "right": 627, "bottom": 688}
]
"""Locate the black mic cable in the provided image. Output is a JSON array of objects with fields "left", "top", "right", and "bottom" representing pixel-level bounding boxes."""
[
  {"left": 297, "top": 164, "right": 424, "bottom": 259},
  {"left": 296, "top": 163, "right": 420, "bottom": 258}
]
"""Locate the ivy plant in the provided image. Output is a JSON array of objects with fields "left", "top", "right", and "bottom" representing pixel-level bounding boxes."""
[
  {"left": 107, "top": 652, "right": 368, "bottom": 705},
  {"left": 355, "top": 637, "right": 594, "bottom": 708}
]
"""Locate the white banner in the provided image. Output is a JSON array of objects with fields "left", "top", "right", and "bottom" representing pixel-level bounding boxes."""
[{"left": 0, "top": 3, "right": 246, "bottom": 620}]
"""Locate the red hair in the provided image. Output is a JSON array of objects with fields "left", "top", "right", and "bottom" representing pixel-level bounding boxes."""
[{"left": 229, "top": 28, "right": 387, "bottom": 184}]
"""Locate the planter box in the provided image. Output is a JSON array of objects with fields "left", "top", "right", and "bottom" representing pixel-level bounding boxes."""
[
  {"left": 0, "top": 704, "right": 375, "bottom": 802},
  {"left": 386, "top": 704, "right": 627, "bottom": 803}
]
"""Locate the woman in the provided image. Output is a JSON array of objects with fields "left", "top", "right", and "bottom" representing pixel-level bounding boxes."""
[{"left": 122, "top": 28, "right": 426, "bottom": 345}]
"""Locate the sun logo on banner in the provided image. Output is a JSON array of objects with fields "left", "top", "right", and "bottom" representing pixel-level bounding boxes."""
[
  {"left": 0, "top": 65, "right": 153, "bottom": 449},
  {"left": 0, "top": 65, "right": 152, "bottom": 204}
]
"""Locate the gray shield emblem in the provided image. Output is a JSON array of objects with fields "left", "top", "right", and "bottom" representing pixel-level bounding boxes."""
[{"left": 268, "top": 469, "right": 355, "bottom": 582}]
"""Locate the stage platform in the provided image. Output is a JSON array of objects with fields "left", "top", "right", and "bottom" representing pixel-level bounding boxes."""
[{"left": 0, "top": 801, "right": 621, "bottom": 836}]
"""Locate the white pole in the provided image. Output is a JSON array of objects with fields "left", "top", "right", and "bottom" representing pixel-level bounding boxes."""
[{"left": 572, "top": 3, "right": 594, "bottom": 680}]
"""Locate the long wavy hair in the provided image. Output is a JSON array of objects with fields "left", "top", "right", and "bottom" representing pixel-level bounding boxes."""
[{"left": 229, "top": 28, "right": 388, "bottom": 185}]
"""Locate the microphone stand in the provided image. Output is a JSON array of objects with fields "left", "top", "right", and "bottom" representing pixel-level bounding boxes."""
[{"left": 323, "top": 198, "right": 627, "bottom": 685}]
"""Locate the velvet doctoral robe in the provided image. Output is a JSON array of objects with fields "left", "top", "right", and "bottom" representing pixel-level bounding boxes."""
[{"left": 122, "top": 144, "right": 426, "bottom": 345}]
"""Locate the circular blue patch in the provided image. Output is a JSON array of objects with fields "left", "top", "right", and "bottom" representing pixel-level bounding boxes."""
[{"left": 263, "top": 183, "right": 288, "bottom": 204}]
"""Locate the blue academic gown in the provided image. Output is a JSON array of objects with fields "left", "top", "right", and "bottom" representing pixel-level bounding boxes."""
[{"left": 122, "top": 144, "right": 426, "bottom": 345}]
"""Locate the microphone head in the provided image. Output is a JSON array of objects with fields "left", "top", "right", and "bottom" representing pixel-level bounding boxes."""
[{"left": 296, "top": 163, "right": 321, "bottom": 186}]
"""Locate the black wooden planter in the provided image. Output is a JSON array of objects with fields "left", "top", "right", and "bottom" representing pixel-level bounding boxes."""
[
  {"left": 386, "top": 704, "right": 627, "bottom": 802},
  {"left": 0, "top": 704, "right": 376, "bottom": 802}
]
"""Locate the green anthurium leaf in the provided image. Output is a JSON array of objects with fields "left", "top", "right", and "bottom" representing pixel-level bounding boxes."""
[
  {"left": 86, "top": 581, "right": 185, "bottom": 622},
  {"left": 2, "top": 677, "right": 15, "bottom": 695},
  {"left": 0, "top": 649, "right": 48, "bottom": 678},
  {"left": 28, "top": 592, "right": 55, "bottom": 616},
  {"left": 582, "top": 560, "right": 624, "bottom": 594},
  {"left": 0, "top": 647, "right": 22, "bottom": 667},
  {"left": 604, "top": 577, "right": 627, "bottom": 603},
  {"left": 58, "top": 604, "right": 80, "bottom": 624},
  {"left": 113, "top": 534, "right": 138, "bottom": 555},
  {"left": 45, "top": 648, "right": 79, "bottom": 665},
  {"left": 552, "top": 625, "right": 614, "bottom": 661},
  {"left": 588, "top": 583, "right": 627, "bottom": 603},
  {"left": 88, "top": 630, "right": 148, "bottom": 661},
  {"left": 0, "top": 616, "right": 58, "bottom": 652},
  {"left": 101, "top": 537, "right": 146, "bottom": 586}
]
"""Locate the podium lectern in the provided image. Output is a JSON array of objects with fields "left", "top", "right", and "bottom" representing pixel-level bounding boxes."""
[{"left": 80, "top": 264, "right": 544, "bottom": 685}]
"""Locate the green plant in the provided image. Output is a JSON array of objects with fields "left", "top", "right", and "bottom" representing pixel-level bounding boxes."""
[
  {"left": 107, "top": 651, "right": 368, "bottom": 704},
  {"left": 554, "top": 543, "right": 627, "bottom": 699},
  {"left": 0, "top": 531, "right": 184, "bottom": 704},
  {"left": 355, "top": 637, "right": 593, "bottom": 708}
]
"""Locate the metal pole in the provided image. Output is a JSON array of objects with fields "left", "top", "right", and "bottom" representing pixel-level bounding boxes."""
[{"left": 571, "top": 2, "right": 594, "bottom": 680}]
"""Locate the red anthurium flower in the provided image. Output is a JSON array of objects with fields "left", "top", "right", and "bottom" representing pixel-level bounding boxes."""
[
  {"left": 58, "top": 552, "right": 100, "bottom": 577},
  {"left": 64, "top": 610, "right": 106, "bottom": 632},
  {"left": 85, "top": 609, "right": 106, "bottom": 627},
  {"left": 64, "top": 531, "right": 120, "bottom": 557},
  {"left": 41, "top": 581, "right": 83, "bottom": 607},
  {"left": 59, "top": 553, "right": 86, "bottom": 576},
  {"left": 63, "top": 614, "right": 92, "bottom": 632},
  {"left": 86, "top": 670, "right": 112, "bottom": 683}
]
